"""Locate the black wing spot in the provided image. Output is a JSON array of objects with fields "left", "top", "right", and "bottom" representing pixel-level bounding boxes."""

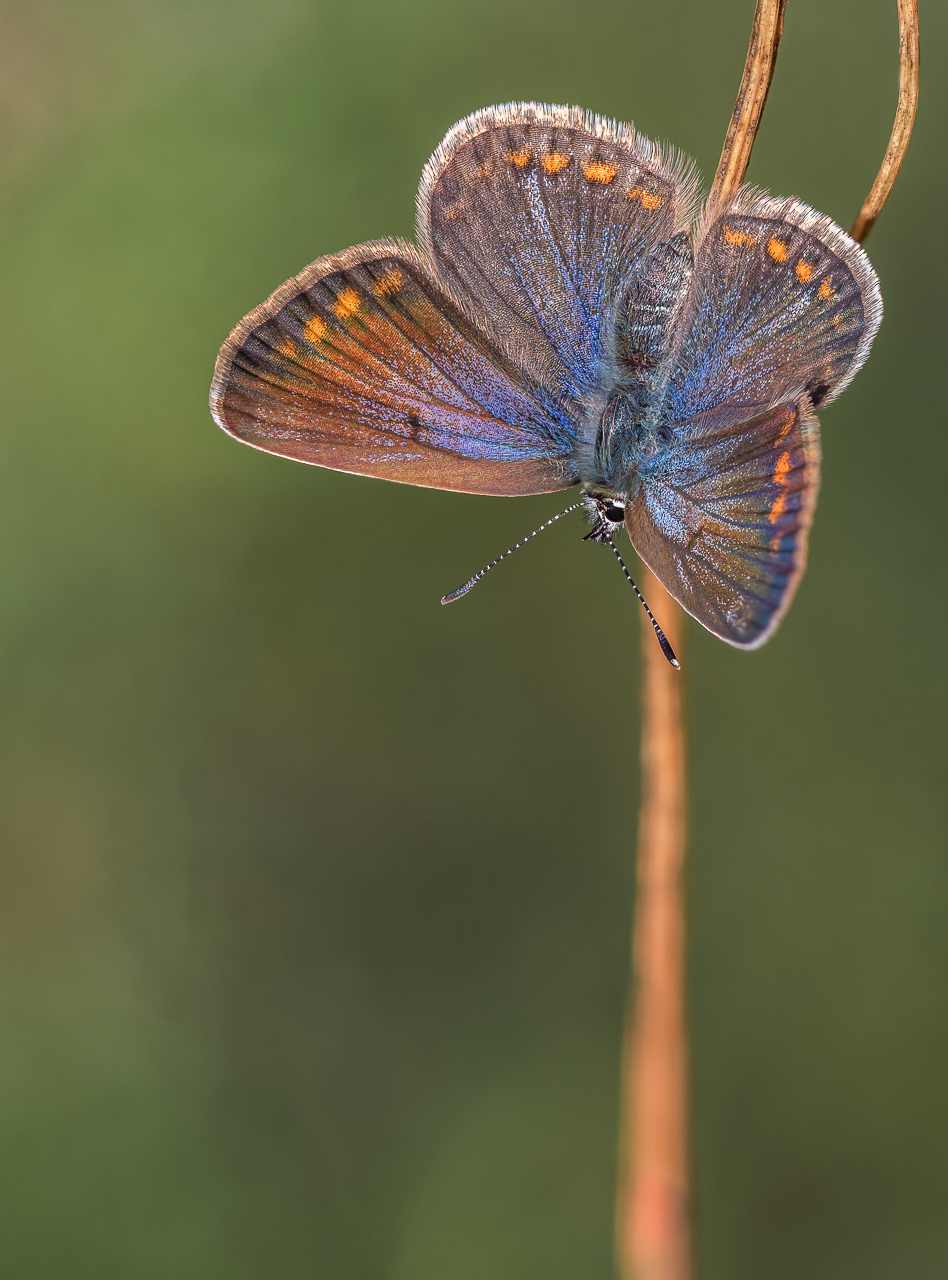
[
  {"left": 809, "top": 381, "right": 831, "bottom": 406},
  {"left": 406, "top": 411, "right": 422, "bottom": 439}
]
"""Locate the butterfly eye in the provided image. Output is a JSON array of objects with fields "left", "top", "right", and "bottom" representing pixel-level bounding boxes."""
[{"left": 605, "top": 505, "right": 625, "bottom": 523}]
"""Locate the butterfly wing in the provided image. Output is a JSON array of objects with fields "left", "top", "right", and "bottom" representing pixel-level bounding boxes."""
[
  {"left": 667, "top": 191, "right": 883, "bottom": 419},
  {"left": 210, "top": 240, "right": 579, "bottom": 496},
  {"left": 418, "top": 103, "right": 700, "bottom": 397},
  {"left": 626, "top": 400, "right": 820, "bottom": 648},
  {"left": 627, "top": 194, "right": 880, "bottom": 648}
]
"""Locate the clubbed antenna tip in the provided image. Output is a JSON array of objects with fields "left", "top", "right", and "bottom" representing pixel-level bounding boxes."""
[
  {"left": 606, "top": 536, "right": 681, "bottom": 671},
  {"left": 440, "top": 501, "right": 584, "bottom": 605},
  {"left": 441, "top": 579, "right": 476, "bottom": 605}
]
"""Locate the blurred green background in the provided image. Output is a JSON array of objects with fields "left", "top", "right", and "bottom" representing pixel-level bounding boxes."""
[{"left": 0, "top": 1, "right": 944, "bottom": 1276}]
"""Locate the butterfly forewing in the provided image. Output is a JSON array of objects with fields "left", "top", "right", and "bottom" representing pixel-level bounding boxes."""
[
  {"left": 418, "top": 104, "right": 700, "bottom": 398},
  {"left": 211, "top": 240, "right": 579, "bottom": 495}
]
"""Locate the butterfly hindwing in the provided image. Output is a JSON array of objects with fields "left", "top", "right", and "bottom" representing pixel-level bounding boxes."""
[
  {"left": 210, "top": 240, "right": 579, "bottom": 496},
  {"left": 418, "top": 103, "right": 700, "bottom": 399},
  {"left": 626, "top": 400, "right": 821, "bottom": 648},
  {"left": 667, "top": 192, "right": 882, "bottom": 423}
]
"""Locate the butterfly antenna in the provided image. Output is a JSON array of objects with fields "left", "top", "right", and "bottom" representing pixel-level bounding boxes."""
[
  {"left": 605, "top": 535, "right": 681, "bottom": 670},
  {"left": 441, "top": 502, "right": 584, "bottom": 604}
]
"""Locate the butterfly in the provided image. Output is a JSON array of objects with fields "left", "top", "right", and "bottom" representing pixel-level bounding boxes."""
[{"left": 210, "top": 102, "right": 882, "bottom": 665}]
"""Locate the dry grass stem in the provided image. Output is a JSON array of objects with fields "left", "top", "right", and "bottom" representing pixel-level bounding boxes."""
[
  {"left": 849, "top": 0, "right": 919, "bottom": 244},
  {"left": 617, "top": 570, "right": 688, "bottom": 1280},
  {"left": 617, "top": 5, "right": 788, "bottom": 1279},
  {"left": 709, "top": 0, "right": 788, "bottom": 212}
]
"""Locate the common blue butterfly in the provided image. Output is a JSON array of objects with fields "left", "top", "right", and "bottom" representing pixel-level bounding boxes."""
[{"left": 210, "top": 103, "right": 882, "bottom": 661}]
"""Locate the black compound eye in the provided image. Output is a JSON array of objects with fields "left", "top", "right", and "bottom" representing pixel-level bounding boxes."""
[{"left": 605, "top": 505, "right": 625, "bottom": 523}]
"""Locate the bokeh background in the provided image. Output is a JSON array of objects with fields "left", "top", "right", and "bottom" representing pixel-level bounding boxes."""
[{"left": 0, "top": 1, "right": 944, "bottom": 1276}]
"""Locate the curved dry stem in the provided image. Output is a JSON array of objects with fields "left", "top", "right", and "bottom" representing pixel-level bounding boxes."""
[
  {"left": 709, "top": 0, "right": 787, "bottom": 212},
  {"left": 850, "top": 0, "right": 919, "bottom": 244}
]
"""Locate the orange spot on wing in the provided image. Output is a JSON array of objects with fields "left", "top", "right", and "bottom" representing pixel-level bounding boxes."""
[
  {"left": 769, "top": 449, "right": 794, "bottom": 524},
  {"left": 541, "top": 152, "right": 571, "bottom": 174},
  {"left": 303, "top": 315, "right": 326, "bottom": 346},
  {"left": 770, "top": 492, "right": 790, "bottom": 523},
  {"left": 333, "top": 287, "right": 361, "bottom": 320},
  {"left": 629, "top": 186, "right": 664, "bottom": 210},
  {"left": 795, "top": 259, "right": 815, "bottom": 282},
  {"left": 478, "top": 161, "right": 494, "bottom": 176},
  {"left": 723, "top": 225, "right": 756, "bottom": 248},
  {"left": 833, "top": 312, "right": 843, "bottom": 329},
  {"left": 767, "top": 237, "right": 788, "bottom": 262},
  {"left": 774, "top": 411, "right": 796, "bottom": 447},
  {"left": 507, "top": 149, "right": 531, "bottom": 167},
  {"left": 273, "top": 335, "right": 297, "bottom": 359},
  {"left": 584, "top": 159, "right": 618, "bottom": 184},
  {"left": 373, "top": 268, "right": 404, "bottom": 297},
  {"left": 818, "top": 277, "right": 835, "bottom": 301}
]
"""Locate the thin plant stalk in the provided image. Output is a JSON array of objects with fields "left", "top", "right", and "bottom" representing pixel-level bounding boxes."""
[
  {"left": 708, "top": 0, "right": 787, "bottom": 214},
  {"left": 617, "top": 568, "right": 689, "bottom": 1280},
  {"left": 615, "top": 3, "right": 918, "bottom": 1279},
  {"left": 616, "top": 4, "right": 787, "bottom": 1272},
  {"left": 850, "top": 0, "right": 919, "bottom": 244}
]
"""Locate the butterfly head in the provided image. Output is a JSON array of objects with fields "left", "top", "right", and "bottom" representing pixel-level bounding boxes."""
[{"left": 582, "top": 490, "right": 627, "bottom": 545}]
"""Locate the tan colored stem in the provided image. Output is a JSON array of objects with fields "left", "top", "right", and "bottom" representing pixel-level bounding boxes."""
[
  {"left": 616, "top": 7, "right": 919, "bottom": 1278},
  {"left": 617, "top": 570, "right": 688, "bottom": 1280},
  {"left": 849, "top": 0, "right": 919, "bottom": 244},
  {"left": 709, "top": 0, "right": 787, "bottom": 211},
  {"left": 617, "top": 7, "right": 789, "bottom": 1279}
]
